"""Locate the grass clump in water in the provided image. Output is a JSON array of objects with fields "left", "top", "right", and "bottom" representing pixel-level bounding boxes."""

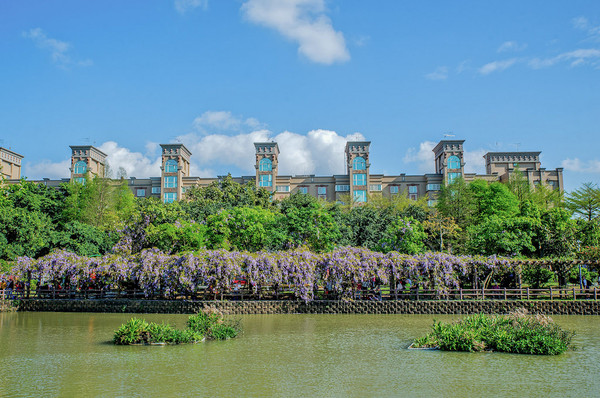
[
  {"left": 113, "top": 307, "right": 238, "bottom": 345},
  {"left": 413, "top": 308, "right": 575, "bottom": 355}
]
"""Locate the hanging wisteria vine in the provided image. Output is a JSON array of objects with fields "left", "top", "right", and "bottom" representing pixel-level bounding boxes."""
[{"left": 8, "top": 247, "right": 521, "bottom": 302}]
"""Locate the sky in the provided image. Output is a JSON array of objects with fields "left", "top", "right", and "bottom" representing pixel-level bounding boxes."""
[{"left": 1, "top": 0, "right": 599, "bottom": 192}]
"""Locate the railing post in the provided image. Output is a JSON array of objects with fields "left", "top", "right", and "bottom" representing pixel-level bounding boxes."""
[
  {"left": 526, "top": 287, "right": 530, "bottom": 300},
  {"left": 482, "top": 287, "right": 485, "bottom": 300},
  {"left": 573, "top": 287, "right": 576, "bottom": 300},
  {"left": 459, "top": 289, "right": 463, "bottom": 300},
  {"left": 594, "top": 287, "right": 597, "bottom": 301},
  {"left": 503, "top": 288, "right": 507, "bottom": 301},
  {"left": 549, "top": 287, "right": 553, "bottom": 301}
]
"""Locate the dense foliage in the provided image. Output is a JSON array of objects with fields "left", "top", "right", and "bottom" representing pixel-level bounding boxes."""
[
  {"left": 113, "top": 308, "right": 238, "bottom": 345},
  {"left": 413, "top": 309, "right": 575, "bottom": 355},
  {"left": 12, "top": 247, "right": 521, "bottom": 301},
  {"left": 1, "top": 176, "right": 600, "bottom": 272}
]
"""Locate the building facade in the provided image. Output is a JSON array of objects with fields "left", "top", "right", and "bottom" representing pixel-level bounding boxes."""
[
  {"left": 6, "top": 138, "right": 564, "bottom": 203},
  {"left": 0, "top": 147, "right": 23, "bottom": 180}
]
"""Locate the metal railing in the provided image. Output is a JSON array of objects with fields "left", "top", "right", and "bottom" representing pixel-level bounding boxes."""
[{"left": 1, "top": 286, "right": 598, "bottom": 301}]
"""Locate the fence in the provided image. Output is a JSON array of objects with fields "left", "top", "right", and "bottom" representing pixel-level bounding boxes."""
[{"left": 2, "top": 285, "right": 598, "bottom": 302}]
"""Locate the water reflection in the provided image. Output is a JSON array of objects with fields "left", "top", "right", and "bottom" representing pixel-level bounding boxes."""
[{"left": 0, "top": 312, "right": 599, "bottom": 397}]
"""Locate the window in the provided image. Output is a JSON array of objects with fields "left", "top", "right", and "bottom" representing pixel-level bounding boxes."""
[
  {"left": 428, "top": 200, "right": 437, "bottom": 207},
  {"left": 164, "top": 192, "right": 177, "bottom": 203},
  {"left": 390, "top": 185, "right": 399, "bottom": 194},
  {"left": 298, "top": 186, "right": 308, "bottom": 194},
  {"left": 427, "top": 184, "right": 441, "bottom": 191},
  {"left": 548, "top": 180, "right": 557, "bottom": 189},
  {"left": 136, "top": 189, "right": 146, "bottom": 197},
  {"left": 318, "top": 187, "right": 327, "bottom": 195},
  {"left": 369, "top": 184, "right": 382, "bottom": 192},
  {"left": 74, "top": 177, "right": 86, "bottom": 185},
  {"left": 353, "top": 173, "right": 366, "bottom": 186},
  {"left": 335, "top": 185, "right": 350, "bottom": 192},
  {"left": 165, "top": 159, "right": 178, "bottom": 173},
  {"left": 353, "top": 189, "right": 367, "bottom": 203},
  {"left": 259, "top": 158, "right": 272, "bottom": 171},
  {"left": 152, "top": 187, "right": 161, "bottom": 194},
  {"left": 74, "top": 161, "right": 87, "bottom": 174},
  {"left": 164, "top": 176, "right": 177, "bottom": 188},
  {"left": 447, "top": 172, "right": 461, "bottom": 184},
  {"left": 276, "top": 185, "right": 290, "bottom": 192},
  {"left": 408, "top": 186, "right": 418, "bottom": 194},
  {"left": 447, "top": 155, "right": 461, "bottom": 169},
  {"left": 259, "top": 174, "right": 272, "bottom": 187},
  {"left": 353, "top": 156, "right": 366, "bottom": 170}
]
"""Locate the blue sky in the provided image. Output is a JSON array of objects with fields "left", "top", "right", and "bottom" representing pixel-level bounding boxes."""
[{"left": 1, "top": 0, "right": 599, "bottom": 191}]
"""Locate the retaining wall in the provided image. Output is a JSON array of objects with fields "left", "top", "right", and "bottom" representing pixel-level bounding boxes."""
[{"left": 13, "top": 299, "right": 600, "bottom": 315}]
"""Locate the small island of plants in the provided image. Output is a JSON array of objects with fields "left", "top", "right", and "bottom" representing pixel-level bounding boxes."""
[
  {"left": 412, "top": 308, "right": 574, "bottom": 355},
  {"left": 113, "top": 307, "right": 239, "bottom": 345}
]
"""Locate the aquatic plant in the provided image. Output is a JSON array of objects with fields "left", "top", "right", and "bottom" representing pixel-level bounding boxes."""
[
  {"left": 413, "top": 308, "right": 575, "bottom": 355},
  {"left": 113, "top": 308, "right": 237, "bottom": 345}
]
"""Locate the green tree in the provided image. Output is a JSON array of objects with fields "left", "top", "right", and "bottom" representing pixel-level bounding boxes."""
[
  {"left": 508, "top": 168, "right": 531, "bottom": 203},
  {"left": 146, "top": 220, "right": 209, "bottom": 253},
  {"left": 466, "top": 215, "right": 540, "bottom": 257},
  {"left": 206, "top": 207, "right": 278, "bottom": 251},
  {"left": 565, "top": 182, "right": 600, "bottom": 221},
  {"left": 436, "top": 177, "right": 473, "bottom": 228},
  {"left": 376, "top": 217, "right": 426, "bottom": 254},
  {"left": 276, "top": 193, "right": 340, "bottom": 252}
]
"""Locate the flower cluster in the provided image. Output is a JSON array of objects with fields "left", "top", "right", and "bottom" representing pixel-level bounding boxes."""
[{"left": 11, "top": 247, "right": 518, "bottom": 301}]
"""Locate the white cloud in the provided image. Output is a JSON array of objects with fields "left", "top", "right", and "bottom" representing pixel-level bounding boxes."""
[
  {"left": 177, "top": 127, "right": 365, "bottom": 175},
  {"left": 497, "top": 41, "right": 527, "bottom": 53},
  {"left": 529, "top": 48, "right": 600, "bottom": 69},
  {"left": 98, "top": 141, "right": 163, "bottom": 178},
  {"left": 24, "top": 159, "right": 71, "bottom": 180},
  {"left": 174, "top": 0, "right": 208, "bottom": 14},
  {"left": 561, "top": 158, "right": 600, "bottom": 173},
  {"left": 241, "top": 0, "right": 350, "bottom": 65},
  {"left": 572, "top": 16, "right": 600, "bottom": 41},
  {"left": 403, "top": 141, "right": 436, "bottom": 173},
  {"left": 463, "top": 149, "right": 486, "bottom": 174},
  {"left": 192, "top": 110, "right": 264, "bottom": 134},
  {"left": 403, "top": 141, "right": 486, "bottom": 174},
  {"left": 425, "top": 66, "right": 448, "bottom": 81},
  {"left": 23, "top": 28, "right": 92, "bottom": 68},
  {"left": 479, "top": 58, "right": 518, "bottom": 75}
]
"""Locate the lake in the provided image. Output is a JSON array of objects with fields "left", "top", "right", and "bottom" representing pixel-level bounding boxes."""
[{"left": 1, "top": 312, "right": 599, "bottom": 397}]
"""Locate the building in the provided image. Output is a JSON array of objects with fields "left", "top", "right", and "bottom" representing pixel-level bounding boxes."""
[
  {"left": 6, "top": 138, "right": 564, "bottom": 203},
  {"left": 0, "top": 147, "right": 24, "bottom": 180}
]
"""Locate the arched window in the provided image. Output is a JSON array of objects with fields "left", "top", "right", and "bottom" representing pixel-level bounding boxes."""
[
  {"left": 353, "top": 156, "right": 366, "bottom": 170},
  {"left": 74, "top": 161, "right": 87, "bottom": 174},
  {"left": 165, "top": 159, "right": 178, "bottom": 173},
  {"left": 259, "top": 158, "right": 272, "bottom": 171},
  {"left": 447, "top": 156, "right": 461, "bottom": 169}
]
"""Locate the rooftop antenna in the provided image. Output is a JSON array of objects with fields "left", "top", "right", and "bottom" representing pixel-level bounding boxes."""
[{"left": 513, "top": 142, "right": 521, "bottom": 151}]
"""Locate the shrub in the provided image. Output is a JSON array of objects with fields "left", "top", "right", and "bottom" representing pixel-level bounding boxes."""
[
  {"left": 113, "top": 307, "right": 239, "bottom": 345},
  {"left": 413, "top": 309, "right": 575, "bottom": 355}
]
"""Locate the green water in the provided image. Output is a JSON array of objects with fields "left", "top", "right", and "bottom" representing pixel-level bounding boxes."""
[{"left": 1, "top": 312, "right": 599, "bottom": 397}]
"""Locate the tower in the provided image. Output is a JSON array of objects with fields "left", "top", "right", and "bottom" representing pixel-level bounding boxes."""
[
  {"left": 254, "top": 142, "right": 279, "bottom": 193},
  {"left": 160, "top": 143, "right": 191, "bottom": 203},
  {"left": 69, "top": 145, "right": 107, "bottom": 183},
  {"left": 346, "top": 141, "right": 371, "bottom": 203},
  {"left": 432, "top": 140, "right": 465, "bottom": 184}
]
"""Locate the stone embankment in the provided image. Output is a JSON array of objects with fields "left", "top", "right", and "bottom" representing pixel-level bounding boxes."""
[{"left": 12, "top": 299, "right": 600, "bottom": 315}]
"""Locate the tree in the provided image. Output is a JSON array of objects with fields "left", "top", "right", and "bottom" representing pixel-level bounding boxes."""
[
  {"left": 565, "top": 182, "right": 600, "bottom": 221},
  {"left": 508, "top": 168, "right": 531, "bottom": 203},
  {"left": 423, "top": 212, "right": 460, "bottom": 252},
  {"left": 205, "top": 207, "right": 278, "bottom": 251},
  {"left": 276, "top": 193, "right": 341, "bottom": 252},
  {"left": 468, "top": 179, "right": 519, "bottom": 223},
  {"left": 436, "top": 177, "right": 473, "bottom": 228},
  {"left": 466, "top": 215, "right": 540, "bottom": 257},
  {"left": 182, "top": 174, "right": 272, "bottom": 220},
  {"left": 376, "top": 217, "right": 426, "bottom": 254}
]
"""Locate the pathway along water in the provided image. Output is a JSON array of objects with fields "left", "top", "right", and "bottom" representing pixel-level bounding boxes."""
[{"left": 1, "top": 312, "right": 599, "bottom": 397}]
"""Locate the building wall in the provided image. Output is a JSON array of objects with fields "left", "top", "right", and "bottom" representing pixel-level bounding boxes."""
[
  {"left": 9, "top": 138, "right": 565, "bottom": 203},
  {"left": 0, "top": 147, "right": 23, "bottom": 180}
]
